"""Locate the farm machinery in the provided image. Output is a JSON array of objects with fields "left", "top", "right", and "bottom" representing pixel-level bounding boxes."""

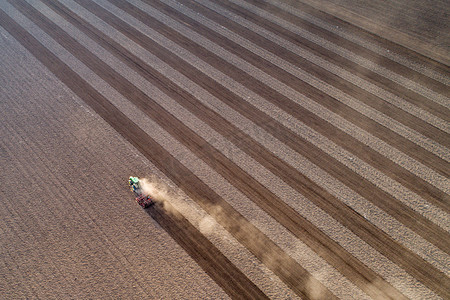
[{"left": 129, "top": 176, "right": 154, "bottom": 208}]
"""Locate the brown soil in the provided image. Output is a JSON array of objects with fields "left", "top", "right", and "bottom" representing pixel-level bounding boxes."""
[{"left": 1, "top": 0, "right": 448, "bottom": 299}]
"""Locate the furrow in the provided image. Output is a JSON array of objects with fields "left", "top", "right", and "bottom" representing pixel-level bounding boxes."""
[
  {"left": 263, "top": 0, "right": 450, "bottom": 85},
  {"left": 0, "top": 3, "right": 335, "bottom": 298}
]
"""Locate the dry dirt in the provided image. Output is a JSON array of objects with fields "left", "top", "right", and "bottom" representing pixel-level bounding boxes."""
[{"left": 0, "top": 0, "right": 449, "bottom": 299}]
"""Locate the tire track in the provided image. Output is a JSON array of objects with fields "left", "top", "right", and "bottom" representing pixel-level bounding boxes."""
[
  {"left": 145, "top": 200, "right": 269, "bottom": 300},
  {"left": 1, "top": 93, "right": 152, "bottom": 299},
  {"left": 3, "top": 100, "right": 154, "bottom": 299},
  {"left": 0, "top": 104, "right": 96, "bottom": 298},
  {"left": 0, "top": 127, "right": 83, "bottom": 299}
]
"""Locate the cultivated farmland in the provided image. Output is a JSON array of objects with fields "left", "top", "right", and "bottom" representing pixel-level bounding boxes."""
[{"left": 1, "top": 0, "right": 449, "bottom": 299}]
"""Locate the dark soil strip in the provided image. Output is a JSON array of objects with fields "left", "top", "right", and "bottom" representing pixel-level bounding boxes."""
[
  {"left": 146, "top": 0, "right": 450, "bottom": 174},
  {"left": 40, "top": 0, "right": 450, "bottom": 296},
  {"left": 233, "top": 0, "right": 450, "bottom": 99},
  {"left": 0, "top": 4, "right": 335, "bottom": 300},
  {"left": 5, "top": 1, "right": 406, "bottom": 298},
  {"left": 87, "top": 0, "right": 450, "bottom": 237},
  {"left": 269, "top": 0, "right": 450, "bottom": 88},
  {"left": 0, "top": 11, "right": 267, "bottom": 300},
  {"left": 123, "top": 0, "right": 450, "bottom": 204},
  {"left": 145, "top": 201, "right": 269, "bottom": 300},
  {"left": 202, "top": 0, "right": 450, "bottom": 141}
]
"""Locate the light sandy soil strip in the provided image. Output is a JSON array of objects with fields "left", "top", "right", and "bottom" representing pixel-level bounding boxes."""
[
  {"left": 0, "top": 3, "right": 338, "bottom": 298},
  {"left": 0, "top": 20, "right": 230, "bottom": 300},
  {"left": 63, "top": 0, "right": 450, "bottom": 274},
  {"left": 159, "top": 0, "right": 450, "bottom": 159},
  {"left": 88, "top": 0, "right": 448, "bottom": 245},
  {"left": 264, "top": 0, "right": 450, "bottom": 85},
  {"left": 122, "top": 0, "right": 450, "bottom": 200},
  {"left": 121, "top": 0, "right": 449, "bottom": 218},
  {"left": 110, "top": 0, "right": 448, "bottom": 225},
  {"left": 294, "top": 0, "right": 450, "bottom": 67},
  {"left": 9, "top": 2, "right": 342, "bottom": 296},
  {"left": 222, "top": 0, "right": 450, "bottom": 105},
  {"left": 192, "top": 0, "right": 450, "bottom": 141},
  {"left": 86, "top": 0, "right": 450, "bottom": 233},
  {"left": 26, "top": 0, "right": 449, "bottom": 297},
  {"left": 75, "top": 0, "right": 448, "bottom": 296}
]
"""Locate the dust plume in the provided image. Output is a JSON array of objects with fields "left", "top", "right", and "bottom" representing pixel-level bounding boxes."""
[
  {"left": 137, "top": 176, "right": 330, "bottom": 298},
  {"left": 138, "top": 176, "right": 189, "bottom": 216},
  {"left": 139, "top": 176, "right": 220, "bottom": 231},
  {"left": 140, "top": 176, "right": 170, "bottom": 202},
  {"left": 198, "top": 215, "right": 216, "bottom": 235}
]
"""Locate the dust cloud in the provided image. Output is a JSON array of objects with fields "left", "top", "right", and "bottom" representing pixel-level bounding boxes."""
[
  {"left": 140, "top": 176, "right": 170, "bottom": 202},
  {"left": 136, "top": 176, "right": 329, "bottom": 299},
  {"left": 198, "top": 215, "right": 216, "bottom": 235},
  {"left": 139, "top": 175, "right": 221, "bottom": 234},
  {"left": 138, "top": 176, "right": 181, "bottom": 214}
]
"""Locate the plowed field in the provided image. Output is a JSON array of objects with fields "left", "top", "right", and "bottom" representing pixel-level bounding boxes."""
[{"left": 1, "top": 0, "right": 449, "bottom": 299}]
